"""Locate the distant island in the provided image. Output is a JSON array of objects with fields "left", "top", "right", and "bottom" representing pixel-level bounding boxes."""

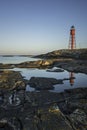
[{"left": 1, "top": 55, "right": 33, "bottom": 57}]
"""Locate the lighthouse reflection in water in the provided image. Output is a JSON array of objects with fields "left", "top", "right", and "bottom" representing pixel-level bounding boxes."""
[{"left": 69, "top": 72, "right": 75, "bottom": 86}]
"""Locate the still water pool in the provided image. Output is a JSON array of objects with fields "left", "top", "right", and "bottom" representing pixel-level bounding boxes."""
[{"left": 12, "top": 67, "right": 87, "bottom": 93}]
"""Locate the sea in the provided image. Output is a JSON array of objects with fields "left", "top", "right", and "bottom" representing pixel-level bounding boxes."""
[{"left": 0, "top": 55, "right": 87, "bottom": 93}]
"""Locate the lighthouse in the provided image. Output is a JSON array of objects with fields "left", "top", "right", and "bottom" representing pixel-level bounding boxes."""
[{"left": 69, "top": 26, "right": 76, "bottom": 49}]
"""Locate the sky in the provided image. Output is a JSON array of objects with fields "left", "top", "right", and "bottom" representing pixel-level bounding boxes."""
[{"left": 0, "top": 0, "right": 87, "bottom": 55}]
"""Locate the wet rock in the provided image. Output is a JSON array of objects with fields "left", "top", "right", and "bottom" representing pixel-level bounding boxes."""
[
  {"left": 29, "top": 77, "right": 63, "bottom": 90},
  {"left": 68, "top": 109, "right": 87, "bottom": 130},
  {"left": 0, "top": 119, "right": 14, "bottom": 130},
  {"left": 47, "top": 68, "right": 64, "bottom": 72}
]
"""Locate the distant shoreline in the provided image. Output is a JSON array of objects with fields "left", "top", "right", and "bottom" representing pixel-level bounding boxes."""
[{"left": 0, "top": 55, "right": 33, "bottom": 57}]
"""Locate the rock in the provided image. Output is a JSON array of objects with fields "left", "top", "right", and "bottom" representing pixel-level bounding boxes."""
[
  {"left": 0, "top": 64, "right": 15, "bottom": 69},
  {"left": 0, "top": 88, "right": 87, "bottom": 130},
  {"left": 68, "top": 109, "right": 87, "bottom": 130},
  {"left": 0, "top": 119, "right": 14, "bottom": 130},
  {"left": 47, "top": 68, "right": 64, "bottom": 72},
  {"left": 16, "top": 60, "right": 54, "bottom": 69},
  {"left": 11, "top": 80, "right": 25, "bottom": 90},
  {"left": 29, "top": 77, "right": 63, "bottom": 90},
  {"left": 34, "top": 48, "right": 87, "bottom": 60},
  {"left": 0, "top": 70, "right": 26, "bottom": 89}
]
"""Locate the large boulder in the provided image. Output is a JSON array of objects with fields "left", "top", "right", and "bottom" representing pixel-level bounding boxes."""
[{"left": 29, "top": 77, "right": 63, "bottom": 90}]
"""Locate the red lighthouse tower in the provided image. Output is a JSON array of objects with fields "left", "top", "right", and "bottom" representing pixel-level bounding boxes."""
[{"left": 69, "top": 26, "right": 76, "bottom": 49}]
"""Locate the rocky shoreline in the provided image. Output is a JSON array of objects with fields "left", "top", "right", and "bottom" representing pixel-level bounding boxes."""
[
  {"left": 0, "top": 86, "right": 87, "bottom": 130},
  {"left": 0, "top": 58, "right": 87, "bottom": 74},
  {"left": 0, "top": 49, "right": 87, "bottom": 129},
  {"left": 0, "top": 70, "right": 87, "bottom": 130}
]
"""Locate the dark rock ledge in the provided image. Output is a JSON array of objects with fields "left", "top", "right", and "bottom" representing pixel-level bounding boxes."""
[
  {"left": 0, "top": 88, "right": 87, "bottom": 130},
  {"left": 28, "top": 77, "right": 63, "bottom": 90}
]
